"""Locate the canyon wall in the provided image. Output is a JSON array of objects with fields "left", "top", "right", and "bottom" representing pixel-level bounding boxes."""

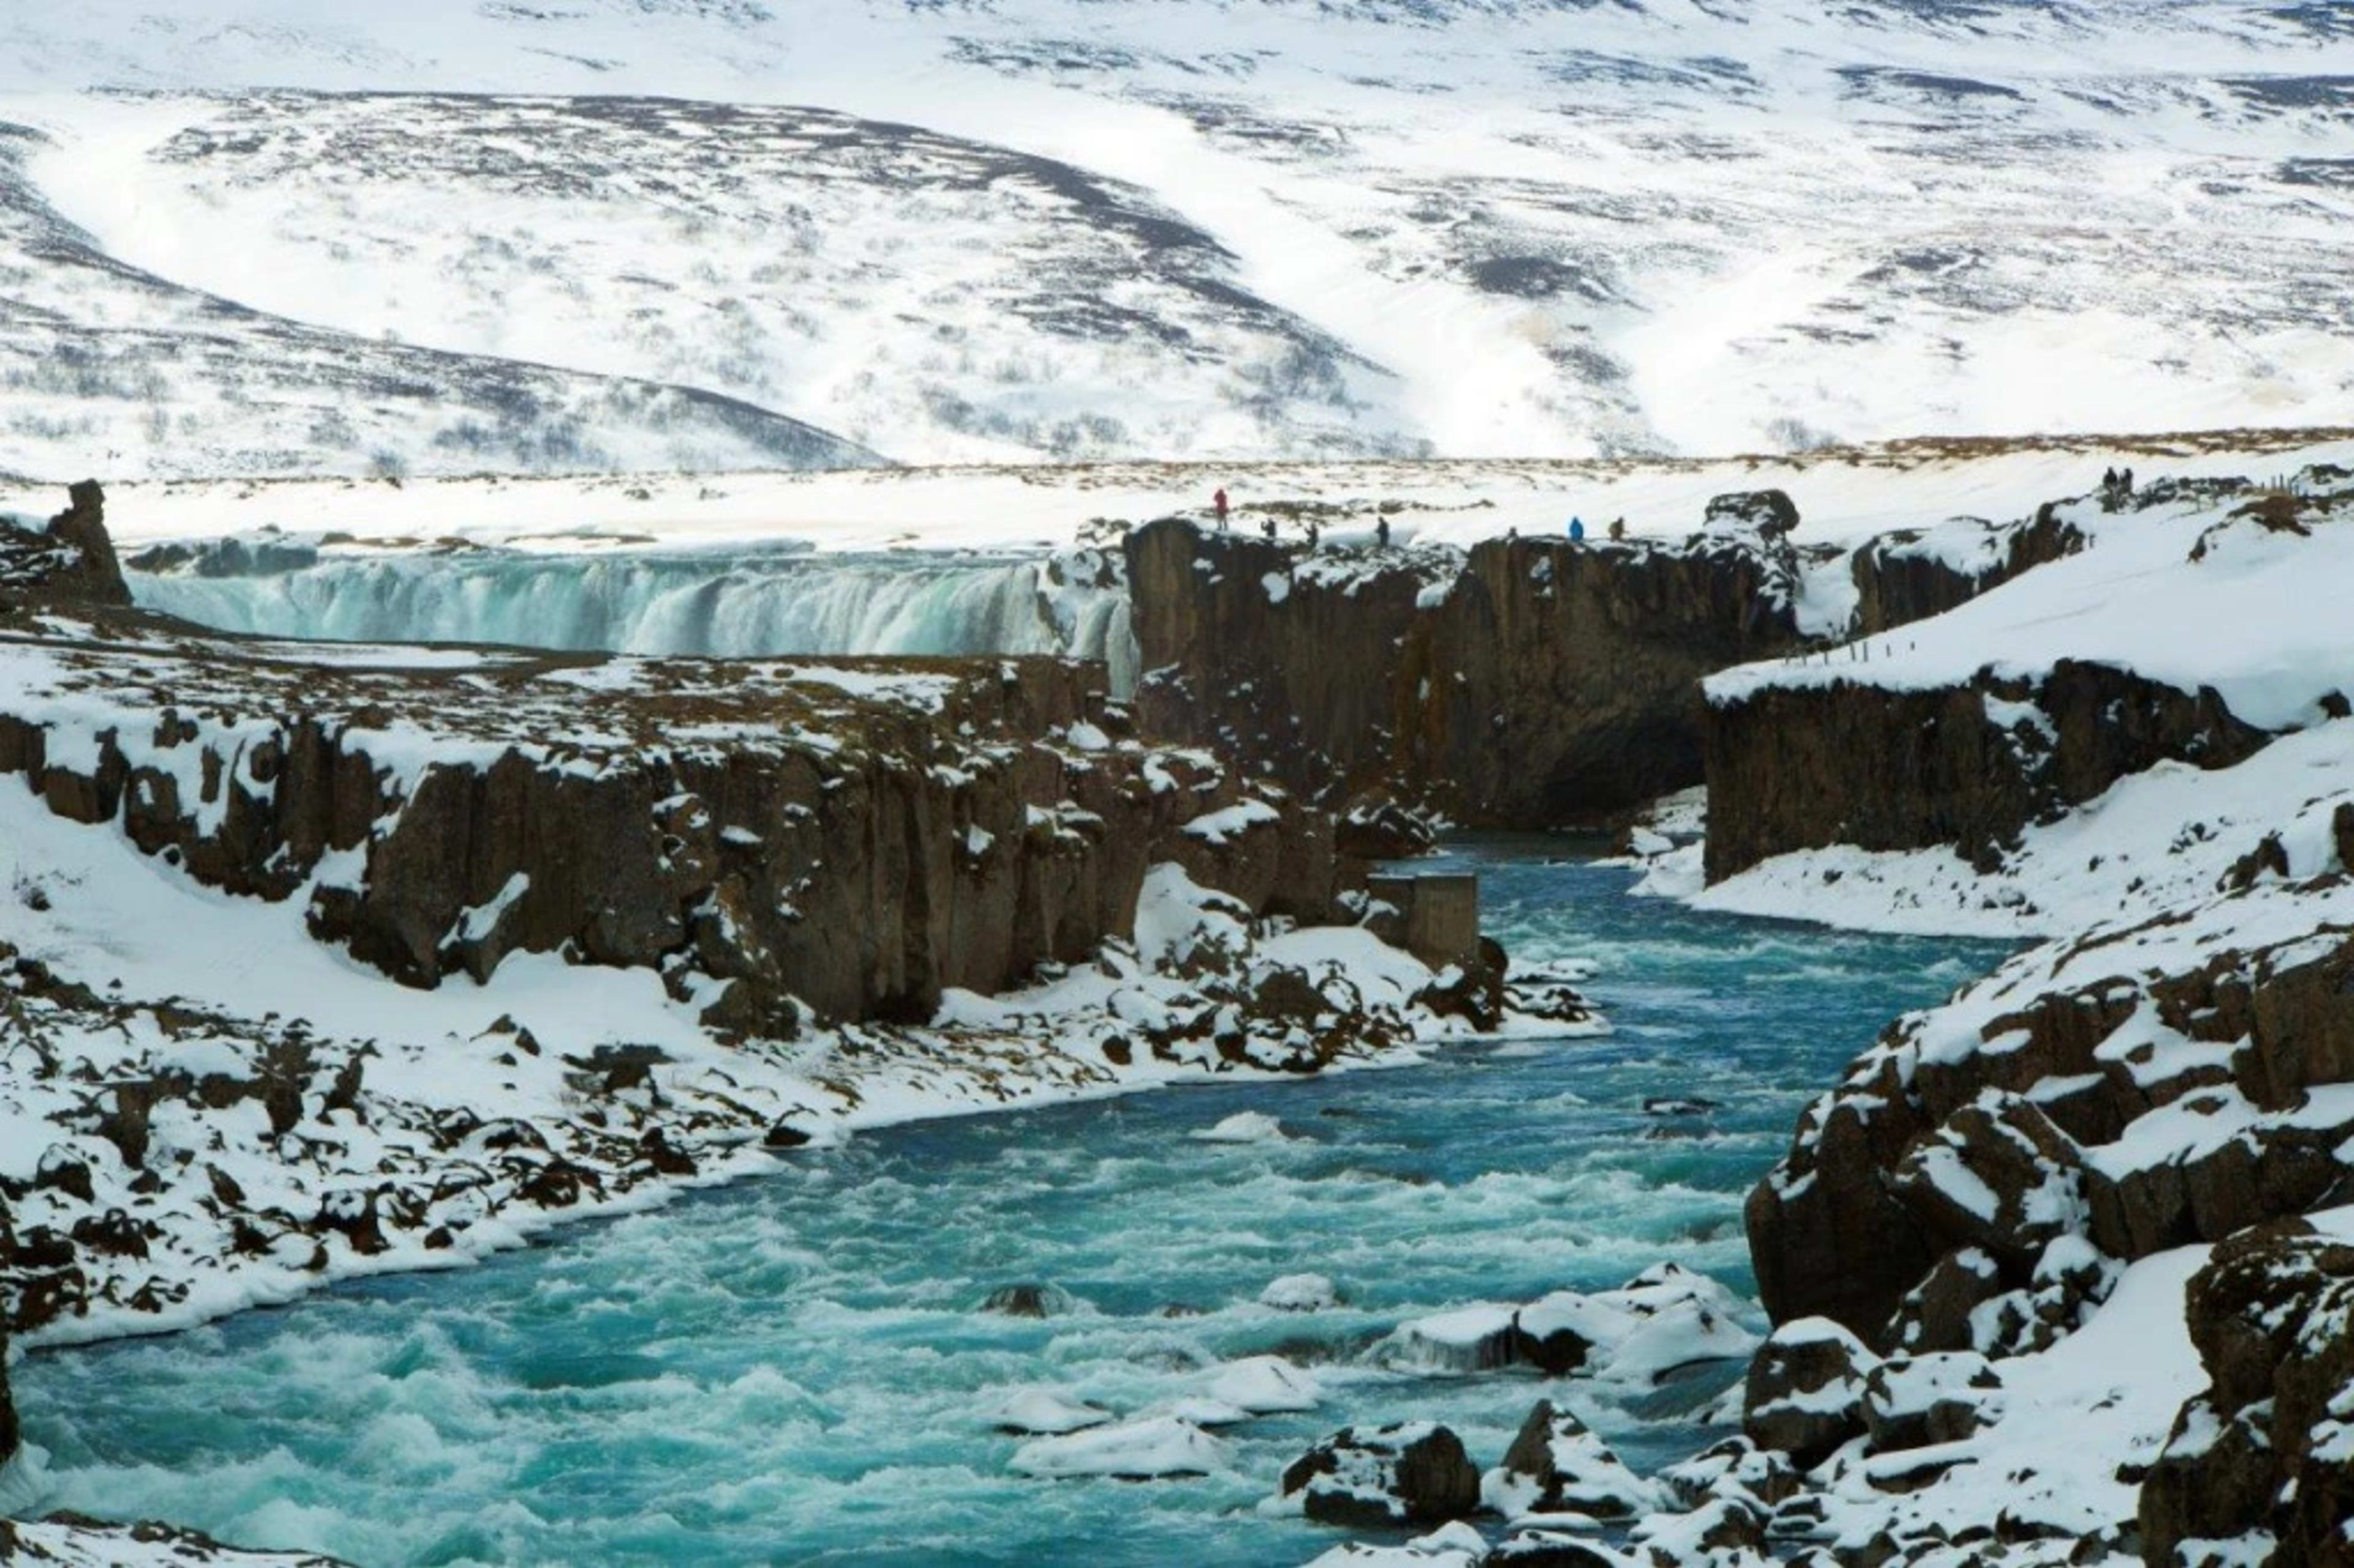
[
  {"left": 1125, "top": 516, "right": 1812, "bottom": 825},
  {"left": 0, "top": 489, "right": 1347, "bottom": 1033}
]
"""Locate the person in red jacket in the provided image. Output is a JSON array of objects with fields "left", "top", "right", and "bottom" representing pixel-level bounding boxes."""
[{"left": 1213, "top": 487, "right": 1230, "bottom": 528}]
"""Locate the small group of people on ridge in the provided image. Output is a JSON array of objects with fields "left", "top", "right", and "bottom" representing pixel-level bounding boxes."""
[
  {"left": 2100, "top": 465, "right": 2135, "bottom": 508},
  {"left": 1210, "top": 487, "right": 1387, "bottom": 550}
]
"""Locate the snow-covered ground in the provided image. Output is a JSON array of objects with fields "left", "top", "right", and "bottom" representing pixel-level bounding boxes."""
[
  {"left": 1, "top": 2, "right": 2352, "bottom": 474},
  {"left": 1634, "top": 462, "right": 2354, "bottom": 939},
  {"left": 15, "top": 429, "right": 2354, "bottom": 560}
]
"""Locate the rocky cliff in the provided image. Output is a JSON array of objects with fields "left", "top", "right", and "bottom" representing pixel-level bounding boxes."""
[
  {"left": 1701, "top": 659, "right": 2268, "bottom": 885},
  {"left": 0, "top": 490, "right": 1359, "bottom": 1033},
  {"left": 1747, "top": 880, "right": 2354, "bottom": 1349},
  {"left": 2141, "top": 1224, "right": 2354, "bottom": 1567},
  {"left": 1125, "top": 512, "right": 1815, "bottom": 826},
  {"left": 1846, "top": 501, "right": 2084, "bottom": 637}
]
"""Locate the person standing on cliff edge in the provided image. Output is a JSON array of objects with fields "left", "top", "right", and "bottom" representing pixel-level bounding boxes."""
[{"left": 1213, "top": 487, "right": 1230, "bottom": 528}]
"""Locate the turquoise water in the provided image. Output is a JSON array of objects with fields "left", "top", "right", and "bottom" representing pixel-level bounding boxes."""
[{"left": 14, "top": 845, "right": 2009, "bottom": 1567}]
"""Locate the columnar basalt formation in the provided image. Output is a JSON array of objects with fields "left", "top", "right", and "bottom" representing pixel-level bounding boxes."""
[
  {"left": 0, "top": 489, "right": 1352, "bottom": 1031},
  {"left": 1700, "top": 660, "right": 2268, "bottom": 885},
  {"left": 1125, "top": 516, "right": 1812, "bottom": 826},
  {"left": 1747, "top": 899, "right": 2354, "bottom": 1349}
]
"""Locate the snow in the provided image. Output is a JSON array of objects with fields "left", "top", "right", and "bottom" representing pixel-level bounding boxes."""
[
  {"left": 3, "top": 4, "right": 2353, "bottom": 475},
  {"left": 1259, "top": 1273, "right": 1339, "bottom": 1313},
  {"left": 1708, "top": 479, "right": 2354, "bottom": 732},
  {"left": 1006, "top": 1415, "right": 1232, "bottom": 1480},
  {"left": 1190, "top": 1111, "right": 1288, "bottom": 1144},
  {"left": 1180, "top": 799, "right": 1282, "bottom": 846}
]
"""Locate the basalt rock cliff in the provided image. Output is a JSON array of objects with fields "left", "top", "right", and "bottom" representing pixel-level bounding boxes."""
[
  {"left": 1123, "top": 497, "right": 2082, "bottom": 829},
  {"left": 1701, "top": 659, "right": 2268, "bottom": 885},
  {"left": 1125, "top": 514, "right": 1813, "bottom": 826},
  {"left": 1747, "top": 892, "right": 2354, "bottom": 1352},
  {"left": 0, "top": 489, "right": 1350, "bottom": 1033}
]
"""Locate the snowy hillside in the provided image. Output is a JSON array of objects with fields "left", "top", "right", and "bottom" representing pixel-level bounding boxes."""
[{"left": 2, "top": 0, "right": 2352, "bottom": 476}]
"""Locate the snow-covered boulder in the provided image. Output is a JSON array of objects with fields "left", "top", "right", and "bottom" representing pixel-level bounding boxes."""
[
  {"left": 1483, "top": 1399, "right": 1659, "bottom": 1523},
  {"left": 2140, "top": 1225, "right": 2354, "bottom": 1567},
  {"left": 1387, "top": 1303, "right": 1520, "bottom": 1372},
  {"left": 1281, "top": 1421, "right": 1483, "bottom": 1529},
  {"left": 1387, "top": 1266, "right": 1756, "bottom": 1383},
  {"left": 1008, "top": 1415, "right": 1230, "bottom": 1480},
  {"left": 1262, "top": 1273, "right": 1341, "bottom": 1312},
  {"left": 1208, "top": 1356, "right": 1322, "bottom": 1415},
  {"left": 1888, "top": 1089, "right": 2088, "bottom": 1270},
  {"left": 1488, "top": 1531, "right": 1632, "bottom": 1566},
  {"left": 1658, "top": 1434, "right": 1803, "bottom": 1513},
  {"left": 1860, "top": 1352, "right": 2003, "bottom": 1452},
  {"left": 1299, "top": 1521, "right": 1491, "bottom": 1568},
  {"left": 1742, "top": 1317, "right": 1877, "bottom": 1469},
  {"left": 988, "top": 1388, "right": 1114, "bottom": 1436},
  {"left": 1514, "top": 1265, "right": 1758, "bottom": 1384}
]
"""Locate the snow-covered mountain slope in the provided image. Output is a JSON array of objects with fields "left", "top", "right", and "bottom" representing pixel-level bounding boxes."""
[
  {"left": 3, "top": 1, "right": 2352, "bottom": 476},
  {"left": 0, "top": 120, "right": 883, "bottom": 481}
]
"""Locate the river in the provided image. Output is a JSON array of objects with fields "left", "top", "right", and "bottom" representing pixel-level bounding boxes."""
[{"left": 13, "top": 840, "right": 2010, "bottom": 1567}]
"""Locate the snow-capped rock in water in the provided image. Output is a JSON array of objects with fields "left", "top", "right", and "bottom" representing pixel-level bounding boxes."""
[
  {"left": 988, "top": 1388, "right": 1115, "bottom": 1437},
  {"left": 1192, "top": 1110, "right": 1289, "bottom": 1143},
  {"left": 1008, "top": 1415, "right": 1231, "bottom": 1481},
  {"left": 1385, "top": 1265, "right": 1758, "bottom": 1383},
  {"left": 1300, "top": 1521, "right": 1491, "bottom": 1568},
  {"left": 980, "top": 1284, "right": 1080, "bottom": 1320},
  {"left": 1482, "top": 1399, "right": 1660, "bottom": 1525},
  {"left": 1207, "top": 1357, "right": 1321, "bottom": 1415},
  {"left": 1260, "top": 1274, "right": 1342, "bottom": 1313},
  {"left": 1280, "top": 1421, "right": 1481, "bottom": 1529}
]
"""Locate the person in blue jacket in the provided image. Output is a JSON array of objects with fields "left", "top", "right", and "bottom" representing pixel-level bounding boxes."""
[{"left": 1567, "top": 516, "right": 1585, "bottom": 544}]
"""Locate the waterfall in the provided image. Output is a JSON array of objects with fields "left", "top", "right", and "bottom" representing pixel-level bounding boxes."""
[{"left": 128, "top": 542, "right": 1141, "bottom": 695}]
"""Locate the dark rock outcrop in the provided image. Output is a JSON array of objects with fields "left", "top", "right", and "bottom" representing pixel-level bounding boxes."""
[
  {"left": 1488, "top": 1399, "right": 1654, "bottom": 1521},
  {"left": 1750, "top": 912, "right": 2354, "bottom": 1346},
  {"left": 1126, "top": 517, "right": 1811, "bottom": 826},
  {"left": 1848, "top": 501, "right": 2085, "bottom": 637},
  {"left": 2141, "top": 1225, "right": 2354, "bottom": 1568},
  {"left": 1743, "top": 1318, "right": 1875, "bottom": 1468},
  {"left": 1705, "top": 489, "right": 1800, "bottom": 535},
  {"left": 0, "top": 480, "right": 131, "bottom": 609},
  {"left": 1703, "top": 658, "right": 2269, "bottom": 884},
  {"left": 1281, "top": 1421, "right": 1483, "bottom": 1528}
]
